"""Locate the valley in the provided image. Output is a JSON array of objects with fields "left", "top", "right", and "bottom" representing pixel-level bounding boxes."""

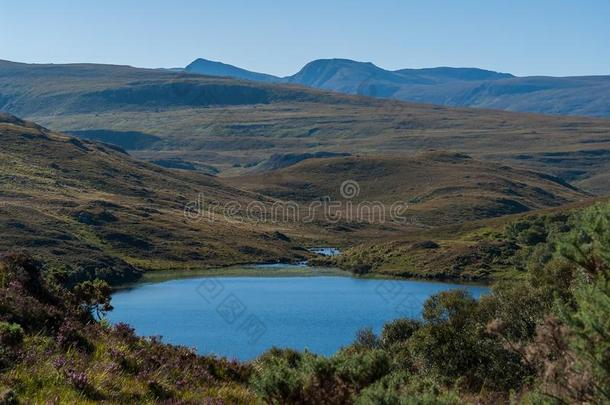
[
  {"left": 1, "top": 55, "right": 609, "bottom": 404},
  {"left": 1, "top": 111, "right": 601, "bottom": 286}
]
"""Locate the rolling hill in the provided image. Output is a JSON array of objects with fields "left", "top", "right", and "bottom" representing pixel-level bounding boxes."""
[
  {"left": 1, "top": 59, "right": 610, "bottom": 195},
  {"left": 226, "top": 152, "right": 588, "bottom": 226},
  {"left": 321, "top": 197, "right": 610, "bottom": 280},
  {"left": 185, "top": 57, "right": 610, "bottom": 117}
]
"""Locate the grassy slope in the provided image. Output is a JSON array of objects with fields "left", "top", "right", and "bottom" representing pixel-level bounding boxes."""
[
  {"left": 1, "top": 60, "right": 610, "bottom": 193},
  {"left": 227, "top": 152, "right": 589, "bottom": 226},
  {"left": 0, "top": 114, "right": 320, "bottom": 284}
]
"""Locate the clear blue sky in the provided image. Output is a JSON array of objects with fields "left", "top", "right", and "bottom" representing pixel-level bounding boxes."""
[{"left": 1, "top": 0, "right": 608, "bottom": 77}]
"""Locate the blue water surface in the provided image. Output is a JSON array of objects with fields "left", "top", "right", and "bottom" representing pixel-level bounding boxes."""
[{"left": 108, "top": 273, "right": 488, "bottom": 360}]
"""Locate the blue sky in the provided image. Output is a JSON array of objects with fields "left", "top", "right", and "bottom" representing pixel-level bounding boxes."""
[{"left": 1, "top": 0, "right": 608, "bottom": 77}]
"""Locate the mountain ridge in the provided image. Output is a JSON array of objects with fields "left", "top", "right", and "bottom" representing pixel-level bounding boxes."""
[{"left": 184, "top": 57, "right": 610, "bottom": 117}]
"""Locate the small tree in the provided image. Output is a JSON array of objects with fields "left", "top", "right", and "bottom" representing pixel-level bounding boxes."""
[
  {"left": 525, "top": 202, "right": 610, "bottom": 403},
  {"left": 73, "top": 279, "right": 113, "bottom": 320},
  {"left": 559, "top": 202, "right": 610, "bottom": 277}
]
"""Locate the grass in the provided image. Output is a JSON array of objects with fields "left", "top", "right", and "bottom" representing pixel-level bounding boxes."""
[{"left": 133, "top": 264, "right": 350, "bottom": 285}]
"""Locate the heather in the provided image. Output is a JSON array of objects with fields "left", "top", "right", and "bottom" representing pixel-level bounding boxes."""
[
  {"left": 0, "top": 253, "right": 255, "bottom": 403},
  {"left": 0, "top": 202, "right": 608, "bottom": 403}
]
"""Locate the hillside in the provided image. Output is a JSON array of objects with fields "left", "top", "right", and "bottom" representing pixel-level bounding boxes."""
[
  {"left": 2, "top": 60, "right": 610, "bottom": 194},
  {"left": 317, "top": 197, "right": 610, "bottom": 280},
  {"left": 184, "top": 57, "right": 610, "bottom": 117},
  {"left": 0, "top": 114, "right": 315, "bottom": 284},
  {"left": 0, "top": 59, "right": 334, "bottom": 117},
  {"left": 227, "top": 152, "right": 589, "bottom": 226}
]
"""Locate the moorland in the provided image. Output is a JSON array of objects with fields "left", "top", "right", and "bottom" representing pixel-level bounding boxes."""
[{"left": 0, "top": 58, "right": 609, "bottom": 403}]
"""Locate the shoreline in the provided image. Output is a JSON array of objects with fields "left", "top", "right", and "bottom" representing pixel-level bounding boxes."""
[{"left": 111, "top": 262, "right": 492, "bottom": 291}]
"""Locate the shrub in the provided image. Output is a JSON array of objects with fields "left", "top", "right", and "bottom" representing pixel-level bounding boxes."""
[
  {"left": 526, "top": 274, "right": 610, "bottom": 403},
  {"left": 148, "top": 379, "right": 173, "bottom": 400},
  {"left": 56, "top": 320, "right": 92, "bottom": 352},
  {"left": 353, "top": 327, "right": 380, "bottom": 350},
  {"left": 300, "top": 355, "right": 351, "bottom": 404},
  {"left": 0, "top": 253, "right": 45, "bottom": 296},
  {"left": 250, "top": 355, "right": 303, "bottom": 403},
  {"left": 65, "top": 369, "right": 90, "bottom": 391},
  {"left": 355, "top": 372, "right": 462, "bottom": 405},
  {"left": 381, "top": 319, "right": 420, "bottom": 348},
  {"left": 72, "top": 279, "right": 113, "bottom": 320},
  {"left": 519, "top": 225, "right": 547, "bottom": 246},
  {"left": 335, "top": 349, "right": 391, "bottom": 390},
  {"left": 257, "top": 347, "right": 302, "bottom": 368},
  {"left": 411, "top": 289, "right": 528, "bottom": 390},
  {"left": 0, "top": 322, "right": 24, "bottom": 347}
]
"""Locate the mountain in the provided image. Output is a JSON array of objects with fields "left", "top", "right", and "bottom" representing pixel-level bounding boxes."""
[
  {"left": 285, "top": 59, "right": 513, "bottom": 96},
  {"left": 286, "top": 59, "right": 404, "bottom": 93},
  {"left": 184, "top": 57, "right": 610, "bottom": 117},
  {"left": 1, "top": 59, "right": 610, "bottom": 195},
  {"left": 185, "top": 58, "right": 279, "bottom": 82},
  {"left": 395, "top": 66, "right": 514, "bottom": 82}
]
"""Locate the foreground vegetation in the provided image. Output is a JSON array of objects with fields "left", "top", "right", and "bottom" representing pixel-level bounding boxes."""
[{"left": 0, "top": 202, "right": 608, "bottom": 403}]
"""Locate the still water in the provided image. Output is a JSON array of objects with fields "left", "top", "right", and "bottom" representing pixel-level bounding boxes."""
[{"left": 108, "top": 266, "right": 488, "bottom": 360}]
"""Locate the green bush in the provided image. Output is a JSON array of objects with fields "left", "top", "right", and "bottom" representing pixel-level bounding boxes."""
[
  {"left": 250, "top": 352, "right": 304, "bottom": 403},
  {"left": 0, "top": 323, "right": 23, "bottom": 347},
  {"left": 409, "top": 289, "right": 529, "bottom": 391},
  {"left": 353, "top": 327, "right": 380, "bottom": 350},
  {"left": 381, "top": 319, "right": 420, "bottom": 348},
  {"left": 519, "top": 225, "right": 547, "bottom": 246},
  {"left": 335, "top": 349, "right": 391, "bottom": 390},
  {"left": 559, "top": 276, "right": 610, "bottom": 403},
  {"left": 355, "top": 372, "right": 462, "bottom": 405}
]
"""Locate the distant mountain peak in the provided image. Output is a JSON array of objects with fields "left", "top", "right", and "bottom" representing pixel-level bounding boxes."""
[
  {"left": 185, "top": 58, "right": 279, "bottom": 82},
  {"left": 287, "top": 58, "right": 391, "bottom": 90}
]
